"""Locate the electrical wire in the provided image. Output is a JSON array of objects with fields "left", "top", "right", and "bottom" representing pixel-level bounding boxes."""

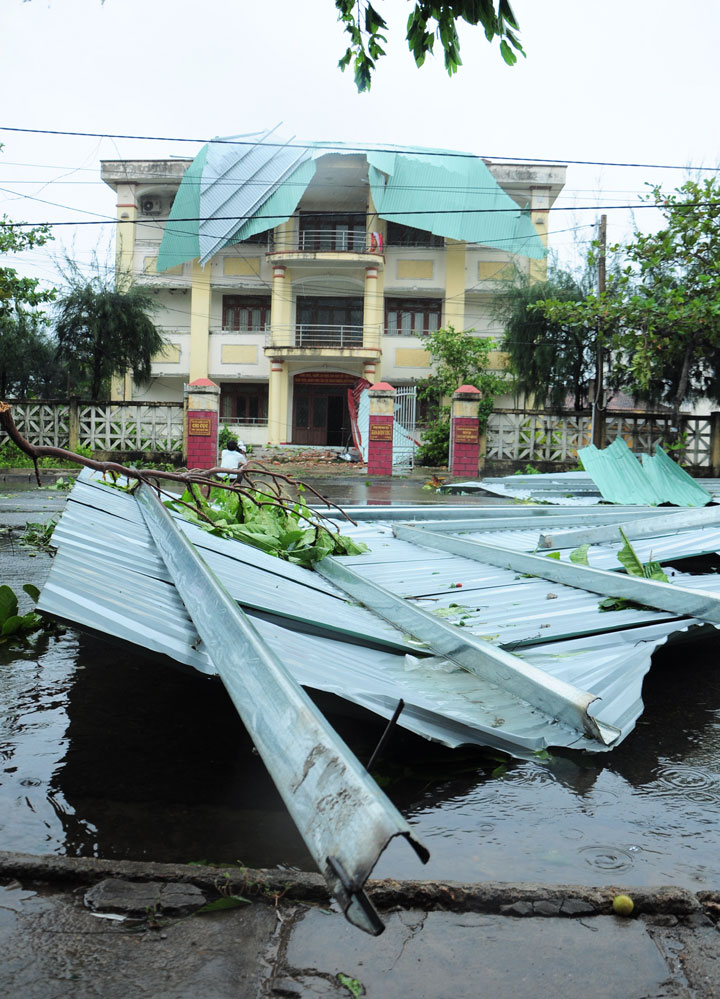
[
  {"left": 6, "top": 199, "right": 714, "bottom": 229},
  {"left": 2, "top": 125, "right": 719, "bottom": 173}
]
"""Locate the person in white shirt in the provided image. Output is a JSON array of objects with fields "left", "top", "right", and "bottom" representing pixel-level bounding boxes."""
[{"left": 219, "top": 439, "right": 247, "bottom": 481}]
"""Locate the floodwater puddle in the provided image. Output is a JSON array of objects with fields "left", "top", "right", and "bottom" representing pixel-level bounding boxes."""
[{"left": 1, "top": 597, "right": 719, "bottom": 888}]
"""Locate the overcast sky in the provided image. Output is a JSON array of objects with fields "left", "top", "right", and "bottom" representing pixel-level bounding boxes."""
[{"left": 2, "top": 0, "right": 719, "bottom": 287}]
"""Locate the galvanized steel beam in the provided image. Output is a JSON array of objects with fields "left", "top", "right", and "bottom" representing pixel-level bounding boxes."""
[
  {"left": 333, "top": 506, "right": 661, "bottom": 525},
  {"left": 393, "top": 523, "right": 720, "bottom": 625},
  {"left": 135, "top": 484, "right": 429, "bottom": 935},
  {"left": 315, "top": 556, "right": 619, "bottom": 748},
  {"left": 392, "top": 510, "right": 668, "bottom": 534},
  {"left": 538, "top": 505, "right": 720, "bottom": 550}
]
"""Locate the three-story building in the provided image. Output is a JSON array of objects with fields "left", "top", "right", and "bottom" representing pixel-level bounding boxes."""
[{"left": 101, "top": 135, "right": 565, "bottom": 446}]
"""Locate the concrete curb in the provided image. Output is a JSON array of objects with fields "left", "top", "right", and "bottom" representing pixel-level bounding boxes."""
[{"left": 2, "top": 851, "right": 718, "bottom": 920}]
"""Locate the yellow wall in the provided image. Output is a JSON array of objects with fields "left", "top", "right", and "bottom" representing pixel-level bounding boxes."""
[
  {"left": 397, "top": 259, "right": 434, "bottom": 280},
  {"left": 267, "top": 360, "right": 287, "bottom": 444},
  {"left": 144, "top": 256, "right": 183, "bottom": 276},
  {"left": 478, "top": 260, "right": 514, "bottom": 282},
  {"left": 363, "top": 265, "right": 384, "bottom": 354},
  {"left": 395, "top": 348, "right": 431, "bottom": 367},
  {"left": 189, "top": 259, "right": 212, "bottom": 381},
  {"left": 221, "top": 344, "right": 258, "bottom": 365},
  {"left": 153, "top": 343, "right": 182, "bottom": 364},
  {"left": 444, "top": 240, "right": 466, "bottom": 330},
  {"left": 224, "top": 257, "right": 261, "bottom": 277}
]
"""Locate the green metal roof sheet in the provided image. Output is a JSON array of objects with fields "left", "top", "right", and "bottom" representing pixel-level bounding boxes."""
[
  {"left": 156, "top": 143, "right": 207, "bottom": 272},
  {"left": 367, "top": 151, "right": 545, "bottom": 257},
  {"left": 579, "top": 438, "right": 712, "bottom": 507},
  {"left": 640, "top": 444, "right": 712, "bottom": 507},
  {"left": 157, "top": 135, "right": 548, "bottom": 271}
]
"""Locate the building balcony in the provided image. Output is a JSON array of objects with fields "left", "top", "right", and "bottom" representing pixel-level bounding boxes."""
[
  {"left": 265, "top": 324, "right": 382, "bottom": 359},
  {"left": 268, "top": 229, "right": 384, "bottom": 269}
]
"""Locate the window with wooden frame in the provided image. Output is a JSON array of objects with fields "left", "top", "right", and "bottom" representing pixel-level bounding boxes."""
[
  {"left": 222, "top": 296, "right": 271, "bottom": 332},
  {"left": 220, "top": 383, "right": 269, "bottom": 424},
  {"left": 385, "top": 298, "right": 442, "bottom": 336}
]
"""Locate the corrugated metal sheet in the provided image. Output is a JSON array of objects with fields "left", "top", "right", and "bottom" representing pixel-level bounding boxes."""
[
  {"left": 199, "top": 130, "right": 313, "bottom": 264},
  {"left": 579, "top": 439, "right": 712, "bottom": 506},
  {"left": 156, "top": 142, "right": 207, "bottom": 272},
  {"left": 55, "top": 477, "right": 410, "bottom": 652},
  {"left": 641, "top": 445, "right": 713, "bottom": 506},
  {"left": 366, "top": 151, "right": 546, "bottom": 257},
  {"left": 156, "top": 136, "right": 547, "bottom": 272},
  {"left": 38, "top": 472, "right": 720, "bottom": 764},
  {"left": 134, "top": 483, "right": 428, "bottom": 935}
]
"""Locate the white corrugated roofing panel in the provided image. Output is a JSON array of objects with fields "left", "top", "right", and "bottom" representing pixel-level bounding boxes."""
[{"left": 37, "top": 474, "right": 720, "bottom": 759}]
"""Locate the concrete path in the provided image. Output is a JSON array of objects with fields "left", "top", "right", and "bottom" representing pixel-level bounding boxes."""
[{"left": 1, "top": 855, "right": 718, "bottom": 998}]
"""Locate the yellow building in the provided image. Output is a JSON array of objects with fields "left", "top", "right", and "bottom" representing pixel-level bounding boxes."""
[{"left": 101, "top": 136, "right": 565, "bottom": 446}]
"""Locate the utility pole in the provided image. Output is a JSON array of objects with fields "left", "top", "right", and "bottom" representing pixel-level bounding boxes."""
[{"left": 592, "top": 214, "right": 607, "bottom": 448}]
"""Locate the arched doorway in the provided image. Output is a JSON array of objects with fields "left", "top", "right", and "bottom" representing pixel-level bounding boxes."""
[{"left": 292, "top": 372, "right": 356, "bottom": 446}]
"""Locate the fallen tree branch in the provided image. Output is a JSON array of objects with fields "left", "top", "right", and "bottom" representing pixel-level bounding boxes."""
[{"left": 0, "top": 401, "right": 356, "bottom": 530}]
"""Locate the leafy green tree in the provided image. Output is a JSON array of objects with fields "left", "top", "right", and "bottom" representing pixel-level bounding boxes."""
[
  {"left": 497, "top": 268, "right": 593, "bottom": 410},
  {"left": 55, "top": 273, "right": 164, "bottom": 400},
  {"left": 534, "top": 179, "right": 720, "bottom": 421},
  {"left": 0, "top": 221, "right": 54, "bottom": 319},
  {"left": 0, "top": 307, "right": 65, "bottom": 398},
  {"left": 0, "top": 144, "right": 58, "bottom": 399},
  {"left": 416, "top": 326, "right": 505, "bottom": 465},
  {"left": 336, "top": 0, "right": 523, "bottom": 91}
]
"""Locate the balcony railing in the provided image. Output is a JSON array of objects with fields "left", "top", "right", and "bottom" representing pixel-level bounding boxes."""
[
  {"left": 269, "top": 324, "right": 381, "bottom": 350},
  {"left": 273, "top": 229, "right": 373, "bottom": 253}
]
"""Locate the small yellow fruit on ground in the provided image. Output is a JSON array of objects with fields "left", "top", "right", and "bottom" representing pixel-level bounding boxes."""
[{"left": 612, "top": 894, "right": 634, "bottom": 917}]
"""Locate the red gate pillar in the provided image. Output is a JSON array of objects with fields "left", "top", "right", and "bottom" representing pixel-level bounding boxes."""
[
  {"left": 184, "top": 378, "right": 220, "bottom": 469},
  {"left": 449, "top": 384, "right": 481, "bottom": 478},
  {"left": 367, "top": 382, "right": 395, "bottom": 476}
]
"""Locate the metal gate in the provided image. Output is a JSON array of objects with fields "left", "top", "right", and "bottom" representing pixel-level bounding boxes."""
[{"left": 393, "top": 385, "right": 418, "bottom": 468}]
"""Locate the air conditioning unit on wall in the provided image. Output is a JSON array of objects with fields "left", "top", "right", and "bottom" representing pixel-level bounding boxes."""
[{"left": 141, "top": 197, "right": 162, "bottom": 215}]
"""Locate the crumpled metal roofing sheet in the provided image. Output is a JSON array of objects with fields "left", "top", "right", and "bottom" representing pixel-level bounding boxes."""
[
  {"left": 38, "top": 472, "right": 720, "bottom": 760},
  {"left": 156, "top": 135, "right": 547, "bottom": 271},
  {"left": 366, "top": 150, "right": 545, "bottom": 257},
  {"left": 198, "top": 128, "right": 312, "bottom": 264},
  {"left": 579, "top": 439, "right": 712, "bottom": 507},
  {"left": 641, "top": 445, "right": 713, "bottom": 507},
  {"left": 55, "top": 477, "right": 409, "bottom": 651}
]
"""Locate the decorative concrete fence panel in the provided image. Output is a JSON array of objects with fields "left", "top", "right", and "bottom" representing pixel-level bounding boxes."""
[
  {"left": 486, "top": 411, "right": 592, "bottom": 464},
  {"left": 77, "top": 403, "right": 184, "bottom": 452},
  {"left": 1, "top": 400, "right": 183, "bottom": 453},
  {"left": 604, "top": 412, "right": 712, "bottom": 469},
  {"left": 0, "top": 401, "right": 71, "bottom": 448}
]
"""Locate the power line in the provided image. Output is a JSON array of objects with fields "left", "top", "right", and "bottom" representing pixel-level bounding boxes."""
[
  {"left": 2, "top": 125, "right": 719, "bottom": 173},
  {"left": 5, "top": 199, "right": 717, "bottom": 229}
]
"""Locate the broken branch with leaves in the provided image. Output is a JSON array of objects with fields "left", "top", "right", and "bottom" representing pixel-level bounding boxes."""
[{"left": 0, "top": 401, "right": 367, "bottom": 566}]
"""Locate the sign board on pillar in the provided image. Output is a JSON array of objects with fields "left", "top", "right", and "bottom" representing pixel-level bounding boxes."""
[
  {"left": 188, "top": 417, "right": 212, "bottom": 436},
  {"left": 369, "top": 423, "right": 393, "bottom": 442},
  {"left": 455, "top": 426, "right": 479, "bottom": 444}
]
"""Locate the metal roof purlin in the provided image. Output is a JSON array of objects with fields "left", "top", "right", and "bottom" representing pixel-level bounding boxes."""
[
  {"left": 538, "top": 504, "right": 720, "bottom": 550},
  {"left": 134, "top": 483, "right": 429, "bottom": 935},
  {"left": 315, "top": 555, "right": 619, "bottom": 748},
  {"left": 392, "top": 523, "right": 720, "bottom": 625}
]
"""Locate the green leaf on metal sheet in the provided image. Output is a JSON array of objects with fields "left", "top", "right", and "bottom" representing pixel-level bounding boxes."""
[
  {"left": 617, "top": 528, "right": 668, "bottom": 582},
  {"left": 569, "top": 544, "right": 590, "bottom": 566}
]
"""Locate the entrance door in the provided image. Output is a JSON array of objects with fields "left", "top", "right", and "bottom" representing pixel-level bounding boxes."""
[{"left": 293, "top": 384, "right": 351, "bottom": 446}]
